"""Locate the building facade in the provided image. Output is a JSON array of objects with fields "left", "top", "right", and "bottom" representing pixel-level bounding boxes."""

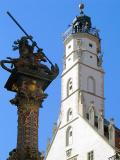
[{"left": 45, "top": 4, "right": 120, "bottom": 160}]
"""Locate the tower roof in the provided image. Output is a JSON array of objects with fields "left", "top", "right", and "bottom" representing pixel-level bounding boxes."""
[
  {"left": 63, "top": 3, "right": 99, "bottom": 40},
  {"left": 72, "top": 3, "right": 92, "bottom": 31}
]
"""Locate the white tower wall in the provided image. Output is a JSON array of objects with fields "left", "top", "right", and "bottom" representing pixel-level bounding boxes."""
[{"left": 45, "top": 6, "right": 117, "bottom": 160}]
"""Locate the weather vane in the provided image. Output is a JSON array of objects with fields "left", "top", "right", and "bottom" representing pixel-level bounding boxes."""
[{"left": 79, "top": 2, "right": 85, "bottom": 14}]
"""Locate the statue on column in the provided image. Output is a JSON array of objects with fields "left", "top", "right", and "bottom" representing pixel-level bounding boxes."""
[{"left": 0, "top": 12, "right": 59, "bottom": 160}]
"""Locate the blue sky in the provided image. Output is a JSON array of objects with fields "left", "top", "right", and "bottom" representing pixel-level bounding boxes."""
[{"left": 0, "top": 0, "right": 120, "bottom": 159}]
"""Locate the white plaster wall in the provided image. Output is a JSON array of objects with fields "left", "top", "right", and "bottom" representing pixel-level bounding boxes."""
[
  {"left": 82, "top": 38, "right": 97, "bottom": 54},
  {"left": 83, "top": 92, "right": 104, "bottom": 114},
  {"left": 46, "top": 31, "right": 109, "bottom": 160},
  {"left": 64, "top": 34, "right": 101, "bottom": 73},
  {"left": 60, "top": 92, "right": 79, "bottom": 126},
  {"left": 82, "top": 51, "right": 97, "bottom": 68},
  {"left": 46, "top": 124, "right": 66, "bottom": 160},
  {"left": 65, "top": 54, "right": 74, "bottom": 69},
  {"left": 61, "top": 64, "right": 79, "bottom": 101},
  {"left": 65, "top": 47, "right": 99, "bottom": 73},
  {"left": 65, "top": 37, "right": 97, "bottom": 69},
  {"left": 74, "top": 116, "right": 115, "bottom": 159},
  {"left": 73, "top": 38, "right": 97, "bottom": 54},
  {"left": 65, "top": 39, "right": 74, "bottom": 57},
  {"left": 46, "top": 116, "right": 115, "bottom": 160},
  {"left": 80, "top": 64, "right": 104, "bottom": 97},
  {"left": 79, "top": 64, "right": 104, "bottom": 114},
  {"left": 62, "top": 34, "right": 104, "bottom": 117}
]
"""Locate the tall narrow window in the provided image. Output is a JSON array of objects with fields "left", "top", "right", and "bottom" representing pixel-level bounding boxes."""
[
  {"left": 67, "top": 108, "right": 73, "bottom": 122},
  {"left": 88, "top": 151, "right": 94, "bottom": 160},
  {"left": 67, "top": 78, "right": 73, "bottom": 96},
  {"left": 66, "top": 126, "right": 73, "bottom": 146},
  {"left": 87, "top": 76, "right": 96, "bottom": 94}
]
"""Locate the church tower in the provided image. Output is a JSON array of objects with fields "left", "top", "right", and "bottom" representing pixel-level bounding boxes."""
[
  {"left": 46, "top": 4, "right": 120, "bottom": 160},
  {"left": 61, "top": 3, "right": 103, "bottom": 121}
]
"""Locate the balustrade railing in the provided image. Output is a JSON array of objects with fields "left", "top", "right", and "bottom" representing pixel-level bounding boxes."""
[{"left": 63, "top": 26, "right": 99, "bottom": 40}]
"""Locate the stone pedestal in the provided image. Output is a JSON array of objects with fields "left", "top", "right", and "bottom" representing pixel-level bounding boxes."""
[{"left": 7, "top": 79, "right": 47, "bottom": 160}]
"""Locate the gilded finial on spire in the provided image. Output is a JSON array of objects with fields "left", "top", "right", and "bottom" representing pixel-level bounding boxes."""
[{"left": 79, "top": 3, "right": 85, "bottom": 14}]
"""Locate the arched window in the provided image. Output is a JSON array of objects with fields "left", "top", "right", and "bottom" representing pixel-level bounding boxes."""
[
  {"left": 66, "top": 126, "right": 73, "bottom": 146},
  {"left": 67, "top": 108, "right": 73, "bottom": 122},
  {"left": 67, "top": 78, "right": 73, "bottom": 96},
  {"left": 87, "top": 76, "right": 96, "bottom": 94}
]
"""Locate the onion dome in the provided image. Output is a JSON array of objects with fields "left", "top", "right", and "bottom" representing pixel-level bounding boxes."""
[
  {"left": 72, "top": 3, "right": 92, "bottom": 33},
  {"left": 63, "top": 4, "right": 99, "bottom": 40}
]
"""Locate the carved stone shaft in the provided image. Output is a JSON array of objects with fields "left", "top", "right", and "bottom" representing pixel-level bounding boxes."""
[{"left": 17, "top": 103, "right": 39, "bottom": 157}]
